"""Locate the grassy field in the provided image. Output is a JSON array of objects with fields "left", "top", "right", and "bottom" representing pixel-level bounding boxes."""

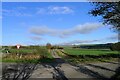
[
  {"left": 4, "top": 48, "right": 34, "bottom": 54},
  {"left": 1, "top": 45, "right": 119, "bottom": 63},
  {"left": 64, "top": 47, "right": 118, "bottom": 56},
  {"left": 61, "top": 47, "right": 119, "bottom": 63}
]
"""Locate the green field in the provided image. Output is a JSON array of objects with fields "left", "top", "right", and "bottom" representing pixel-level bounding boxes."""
[
  {"left": 61, "top": 47, "right": 119, "bottom": 63},
  {"left": 1, "top": 45, "right": 119, "bottom": 63},
  {"left": 7, "top": 49, "right": 34, "bottom": 54},
  {"left": 64, "top": 47, "right": 119, "bottom": 56}
]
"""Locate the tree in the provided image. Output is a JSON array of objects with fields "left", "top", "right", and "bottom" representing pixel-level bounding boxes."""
[
  {"left": 110, "top": 42, "right": 120, "bottom": 51},
  {"left": 46, "top": 43, "right": 52, "bottom": 49},
  {"left": 89, "top": 2, "right": 120, "bottom": 31}
]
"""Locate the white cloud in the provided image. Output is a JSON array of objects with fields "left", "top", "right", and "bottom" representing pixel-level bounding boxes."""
[
  {"left": 3, "top": 6, "right": 73, "bottom": 17},
  {"left": 30, "top": 36, "right": 43, "bottom": 41},
  {"left": 29, "top": 22, "right": 104, "bottom": 38},
  {"left": 48, "top": 6, "right": 74, "bottom": 14},
  {"left": 60, "top": 39, "right": 100, "bottom": 45},
  {"left": 2, "top": 9, "right": 32, "bottom": 17},
  {"left": 16, "top": 7, "right": 27, "bottom": 10},
  {"left": 57, "top": 34, "right": 118, "bottom": 45},
  {"left": 30, "top": 26, "right": 58, "bottom": 35},
  {"left": 37, "top": 6, "right": 74, "bottom": 15},
  {"left": 36, "top": 8, "right": 46, "bottom": 14},
  {"left": 2, "top": 9, "right": 14, "bottom": 13},
  {"left": 61, "top": 23, "right": 103, "bottom": 36}
]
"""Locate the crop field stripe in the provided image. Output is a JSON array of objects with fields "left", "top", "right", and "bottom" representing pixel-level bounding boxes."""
[{"left": 64, "top": 48, "right": 119, "bottom": 56}]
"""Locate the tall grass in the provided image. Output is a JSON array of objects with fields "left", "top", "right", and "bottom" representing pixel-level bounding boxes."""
[{"left": 2, "top": 46, "right": 53, "bottom": 63}]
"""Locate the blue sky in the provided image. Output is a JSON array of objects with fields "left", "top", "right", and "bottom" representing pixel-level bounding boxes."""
[{"left": 2, "top": 2, "right": 118, "bottom": 45}]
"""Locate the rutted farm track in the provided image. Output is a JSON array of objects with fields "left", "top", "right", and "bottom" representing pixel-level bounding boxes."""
[
  {"left": 51, "top": 49, "right": 61, "bottom": 58},
  {"left": 2, "top": 49, "right": 120, "bottom": 80},
  {"left": 31, "top": 49, "right": 120, "bottom": 79}
]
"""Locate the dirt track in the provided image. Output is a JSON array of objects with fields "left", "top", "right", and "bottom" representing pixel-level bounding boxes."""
[
  {"left": 31, "top": 49, "right": 120, "bottom": 79},
  {"left": 1, "top": 49, "right": 120, "bottom": 80}
]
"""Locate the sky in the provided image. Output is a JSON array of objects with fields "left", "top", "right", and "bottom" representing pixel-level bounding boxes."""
[{"left": 2, "top": 2, "right": 118, "bottom": 46}]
